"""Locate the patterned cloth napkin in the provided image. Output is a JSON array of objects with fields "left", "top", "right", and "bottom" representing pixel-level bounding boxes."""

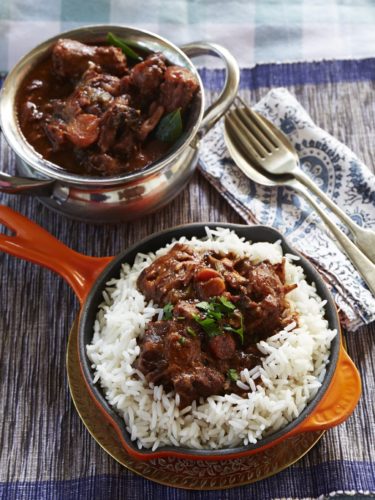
[{"left": 199, "top": 88, "right": 375, "bottom": 331}]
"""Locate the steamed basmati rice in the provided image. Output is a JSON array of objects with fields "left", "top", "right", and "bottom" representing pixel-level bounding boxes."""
[{"left": 87, "top": 227, "right": 337, "bottom": 450}]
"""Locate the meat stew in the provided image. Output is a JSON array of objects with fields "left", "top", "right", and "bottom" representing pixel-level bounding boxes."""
[
  {"left": 136, "top": 243, "right": 297, "bottom": 409},
  {"left": 17, "top": 37, "right": 200, "bottom": 177}
]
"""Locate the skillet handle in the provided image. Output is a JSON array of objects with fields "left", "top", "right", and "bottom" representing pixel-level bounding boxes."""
[
  {"left": 180, "top": 42, "right": 239, "bottom": 137},
  {"left": 0, "top": 206, "right": 112, "bottom": 304},
  {"left": 292, "top": 344, "right": 361, "bottom": 434}
]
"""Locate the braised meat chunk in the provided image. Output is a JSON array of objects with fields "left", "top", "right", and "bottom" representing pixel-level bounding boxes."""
[
  {"left": 173, "top": 367, "right": 225, "bottom": 409},
  {"left": 137, "top": 243, "right": 200, "bottom": 304},
  {"left": 135, "top": 320, "right": 226, "bottom": 408},
  {"left": 98, "top": 95, "right": 140, "bottom": 153},
  {"left": 41, "top": 65, "right": 123, "bottom": 152},
  {"left": 136, "top": 244, "right": 297, "bottom": 408},
  {"left": 160, "top": 66, "right": 200, "bottom": 112},
  {"left": 234, "top": 259, "right": 292, "bottom": 340},
  {"left": 130, "top": 53, "right": 167, "bottom": 100},
  {"left": 17, "top": 37, "right": 200, "bottom": 177},
  {"left": 52, "top": 38, "right": 128, "bottom": 78}
]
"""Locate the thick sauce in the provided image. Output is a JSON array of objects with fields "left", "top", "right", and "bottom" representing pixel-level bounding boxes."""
[
  {"left": 16, "top": 38, "right": 199, "bottom": 176},
  {"left": 136, "top": 243, "right": 297, "bottom": 408}
]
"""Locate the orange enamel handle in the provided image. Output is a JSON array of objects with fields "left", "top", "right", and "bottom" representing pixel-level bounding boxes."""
[
  {"left": 0, "top": 206, "right": 112, "bottom": 304},
  {"left": 291, "top": 342, "right": 361, "bottom": 435}
]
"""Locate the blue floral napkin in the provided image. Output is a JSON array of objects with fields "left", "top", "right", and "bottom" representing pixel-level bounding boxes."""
[{"left": 199, "top": 88, "right": 375, "bottom": 331}]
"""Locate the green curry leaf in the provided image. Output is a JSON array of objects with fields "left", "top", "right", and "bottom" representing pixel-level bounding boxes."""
[
  {"left": 107, "top": 32, "right": 143, "bottom": 61},
  {"left": 155, "top": 108, "right": 183, "bottom": 143}
]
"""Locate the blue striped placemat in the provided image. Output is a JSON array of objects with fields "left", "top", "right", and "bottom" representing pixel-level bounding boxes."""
[{"left": 0, "top": 57, "right": 374, "bottom": 499}]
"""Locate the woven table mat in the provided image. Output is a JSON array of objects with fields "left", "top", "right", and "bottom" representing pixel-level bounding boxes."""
[{"left": 0, "top": 59, "right": 374, "bottom": 499}]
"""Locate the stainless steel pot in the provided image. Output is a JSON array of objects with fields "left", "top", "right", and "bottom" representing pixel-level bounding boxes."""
[{"left": 0, "top": 25, "right": 239, "bottom": 222}]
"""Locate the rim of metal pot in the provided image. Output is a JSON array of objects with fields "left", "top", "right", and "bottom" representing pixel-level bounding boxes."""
[{"left": 0, "top": 24, "right": 205, "bottom": 187}]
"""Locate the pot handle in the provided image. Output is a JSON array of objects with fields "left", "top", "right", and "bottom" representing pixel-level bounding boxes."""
[
  {"left": 0, "top": 172, "right": 56, "bottom": 196},
  {"left": 0, "top": 205, "right": 112, "bottom": 304},
  {"left": 291, "top": 344, "right": 361, "bottom": 435},
  {"left": 180, "top": 42, "right": 240, "bottom": 137}
]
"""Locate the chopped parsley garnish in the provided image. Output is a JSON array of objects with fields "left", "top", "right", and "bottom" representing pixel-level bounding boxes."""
[
  {"left": 193, "top": 296, "right": 244, "bottom": 341},
  {"left": 227, "top": 368, "right": 239, "bottom": 382},
  {"left": 218, "top": 296, "right": 236, "bottom": 312},
  {"left": 162, "top": 296, "right": 244, "bottom": 342},
  {"left": 196, "top": 300, "right": 223, "bottom": 321},
  {"left": 162, "top": 303, "right": 173, "bottom": 320},
  {"left": 196, "top": 301, "right": 210, "bottom": 312},
  {"left": 178, "top": 337, "right": 187, "bottom": 345},
  {"left": 192, "top": 315, "right": 221, "bottom": 337},
  {"left": 223, "top": 314, "right": 244, "bottom": 344}
]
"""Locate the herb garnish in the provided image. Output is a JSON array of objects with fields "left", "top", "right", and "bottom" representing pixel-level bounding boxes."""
[
  {"left": 223, "top": 313, "right": 244, "bottom": 344},
  {"left": 155, "top": 108, "right": 183, "bottom": 143},
  {"left": 186, "top": 326, "right": 197, "bottom": 337},
  {"left": 178, "top": 337, "right": 187, "bottom": 345},
  {"left": 193, "top": 296, "right": 244, "bottom": 343},
  {"left": 192, "top": 315, "right": 220, "bottom": 337},
  {"left": 107, "top": 32, "right": 143, "bottom": 61},
  {"left": 197, "top": 301, "right": 222, "bottom": 320},
  {"left": 227, "top": 368, "right": 239, "bottom": 382},
  {"left": 196, "top": 301, "right": 210, "bottom": 312},
  {"left": 162, "top": 303, "right": 173, "bottom": 320},
  {"left": 218, "top": 296, "right": 236, "bottom": 312},
  {"left": 162, "top": 296, "right": 244, "bottom": 342}
]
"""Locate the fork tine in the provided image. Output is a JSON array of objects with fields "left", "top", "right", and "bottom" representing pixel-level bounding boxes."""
[
  {"left": 232, "top": 109, "right": 271, "bottom": 157},
  {"left": 225, "top": 113, "right": 263, "bottom": 162},
  {"left": 235, "top": 96, "right": 280, "bottom": 149},
  {"left": 234, "top": 98, "right": 276, "bottom": 153},
  {"left": 226, "top": 111, "right": 268, "bottom": 160}
]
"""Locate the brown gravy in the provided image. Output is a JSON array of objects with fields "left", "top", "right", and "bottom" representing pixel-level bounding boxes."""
[{"left": 16, "top": 38, "right": 198, "bottom": 177}]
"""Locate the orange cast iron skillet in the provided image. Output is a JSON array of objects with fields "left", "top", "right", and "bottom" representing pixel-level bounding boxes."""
[{"left": 0, "top": 206, "right": 361, "bottom": 461}]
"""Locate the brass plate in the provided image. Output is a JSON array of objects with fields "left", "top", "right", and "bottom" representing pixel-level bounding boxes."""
[{"left": 67, "top": 317, "right": 325, "bottom": 490}]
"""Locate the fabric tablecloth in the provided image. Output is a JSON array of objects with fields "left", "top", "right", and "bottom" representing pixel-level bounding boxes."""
[
  {"left": 2, "top": 0, "right": 375, "bottom": 72},
  {"left": 0, "top": 56, "right": 374, "bottom": 499},
  {"left": 1, "top": 1, "right": 375, "bottom": 497}
]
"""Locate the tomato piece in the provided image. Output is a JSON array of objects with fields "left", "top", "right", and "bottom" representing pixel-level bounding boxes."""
[
  {"left": 66, "top": 113, "right": 100, "bottom": 148},
  {"left": 195, "top": 268, "right": 221, "bottom": 282},
  {"left": 200, "top": 277, "right": 226, "bottom": 298}
]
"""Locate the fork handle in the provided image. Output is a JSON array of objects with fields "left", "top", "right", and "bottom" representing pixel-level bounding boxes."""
[
  {"left": 294, "top": 169, "right": 375, "bottom": 264},
  {"left": 294, "top": 182, "right": 375, "bottom": 296}
]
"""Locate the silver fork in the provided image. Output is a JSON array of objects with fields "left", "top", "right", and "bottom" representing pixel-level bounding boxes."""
[
  {"left": 226, "top": 96, "right": 375, "bottom": 264},
  {"left": 225, "top": 99, "right": 375, "bottom": 296}
]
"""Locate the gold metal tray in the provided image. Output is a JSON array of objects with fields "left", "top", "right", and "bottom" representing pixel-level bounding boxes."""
[{"left": 67, "top": 317, "right": 324, "bottom": 490}]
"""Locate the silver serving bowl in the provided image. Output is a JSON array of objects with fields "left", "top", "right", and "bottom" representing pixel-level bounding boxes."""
[{"left": 0, "top": 25, "right": 239, "bottom": 222}]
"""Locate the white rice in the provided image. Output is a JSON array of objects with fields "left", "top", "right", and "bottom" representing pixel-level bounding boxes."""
[{"left": 87, "top": 227, "right": 337, "bottom": 450}]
